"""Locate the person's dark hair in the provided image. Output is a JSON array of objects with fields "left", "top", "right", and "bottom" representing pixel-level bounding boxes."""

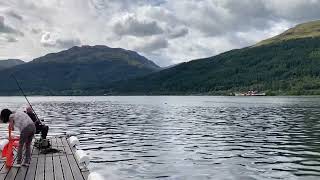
[{"left": 0, "top": 109, "right": 12, "bottom": 123}]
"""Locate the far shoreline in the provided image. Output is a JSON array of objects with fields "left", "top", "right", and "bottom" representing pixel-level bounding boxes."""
[{"left": 1, "top": 94, "right": 320, "bottom": 97}]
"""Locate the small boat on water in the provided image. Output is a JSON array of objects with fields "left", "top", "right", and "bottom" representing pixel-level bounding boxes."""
[{"left": 234, "top": 90, "right": 266, "bottom": 96}]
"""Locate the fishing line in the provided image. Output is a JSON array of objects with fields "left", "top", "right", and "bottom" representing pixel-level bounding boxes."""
[{"left": 10, "top": 74, "right": 41, "bottom": 122}]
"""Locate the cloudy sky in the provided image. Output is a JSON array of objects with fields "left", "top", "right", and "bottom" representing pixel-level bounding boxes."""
[{"left": 1, "top": 0, "right": 320, "bottom": 66}]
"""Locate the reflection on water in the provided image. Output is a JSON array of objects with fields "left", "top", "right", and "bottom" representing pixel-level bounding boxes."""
[{"left": 1, "top": 96, "right": 320, "bottom": 180}]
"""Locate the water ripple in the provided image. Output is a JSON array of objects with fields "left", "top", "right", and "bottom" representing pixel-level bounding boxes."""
[{"left": 1, "top": 96, "right": 320, "bottom": 179}]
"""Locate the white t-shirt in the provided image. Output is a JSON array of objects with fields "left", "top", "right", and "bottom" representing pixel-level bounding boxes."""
[{"left": 9, "top": 111, "right": 34, "bottom": 132}]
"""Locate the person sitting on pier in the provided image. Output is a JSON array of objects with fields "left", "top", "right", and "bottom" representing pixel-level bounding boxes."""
[
  {"left": 25, "top": 106, "right": 49, "bottom": 140},
  {"left": 0, "top": 108, "right": 36, "bottom": 167}
]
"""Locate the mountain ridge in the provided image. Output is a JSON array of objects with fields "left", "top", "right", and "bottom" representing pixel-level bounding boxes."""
[
  {"left": 1, "top": 20, "right": 320, "bottom": 95},
  {"left": 32, "top": 45, "right": 160, "bottom": 70},
  {"left": 0, "top": 45, "right": 160, "bottom": 95},
  {"left": 256, "top": 20, "right": 320, "bottom": 46},
  {"left": 0, "top": 59, "right": 25, "bottom": 70},
  {"left": 106, "top": 20, "right": 320, "bottom": 95}
]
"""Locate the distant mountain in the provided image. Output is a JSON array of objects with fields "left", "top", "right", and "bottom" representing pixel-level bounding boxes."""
[
  {"left": 33, "top": 45, "right": 159, "bottom": 70},
  {"left": 109, "top": 20, "right": 320, "bottom": 95},
  {"left": 0, "top": 59, "right": 25, "bottom": 70},
  {"left": 2, "top": 20, "right": 320, "bottom": 96},
  {"left": 0, "top": 45, "right": 160, "bottom": 95}
]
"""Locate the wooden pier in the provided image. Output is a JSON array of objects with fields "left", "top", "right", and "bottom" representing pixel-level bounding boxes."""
[{"left": 0, "top": 137, "right": 89, "bottom": 180}]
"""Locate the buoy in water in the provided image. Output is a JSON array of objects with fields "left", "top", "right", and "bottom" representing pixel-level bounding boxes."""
[
  {"left": 75, "top": 149, "right": 90, "bottom": 167},
  {"left": 68, "top": 136, "right": 80, "bottom": 147},
  {"left": 88, "top": 172, "right": 104, "bottom": 180}
]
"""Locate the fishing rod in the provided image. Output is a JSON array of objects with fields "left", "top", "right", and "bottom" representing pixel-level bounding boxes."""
[{"left": 10, "top": 74, "right": 41, "bottom": 122}]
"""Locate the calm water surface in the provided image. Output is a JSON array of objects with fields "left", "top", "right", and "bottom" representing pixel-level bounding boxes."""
[{"left": 1, "top": 96, "right": 320, "bottom": 180}]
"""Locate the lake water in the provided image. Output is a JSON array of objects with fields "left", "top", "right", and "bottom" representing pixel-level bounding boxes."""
[{"left": 1, "top": 96, "right": 320, "bottom": 180}]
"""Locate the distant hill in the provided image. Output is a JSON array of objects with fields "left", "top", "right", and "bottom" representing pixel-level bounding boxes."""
[
  {"left": 0, "top": 45, "right": 160, "bottom": 95},
  {"left": 32, "top": 45, "right": 159, "bottom": 70},
  {"left": 1, "top": 20, "right": 320, "bottom": 96},
  {"left": 256, "top": 20, "right": 320, "bottom": 46},
  {"left": 0, "top": 59, "right": 25, "bottom": 70},
  {"left": 108, "top": 21, "right": 320, "bottom": 95}
]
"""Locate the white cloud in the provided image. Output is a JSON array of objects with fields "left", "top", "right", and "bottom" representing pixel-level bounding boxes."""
[
  {"left": 0, "top": 16, "right": 23, "bottom": 35},
  {"left": 135, "top": 35, "right": 168, "bottom": 52},
  {"left": 40, "top": 31, "right": 81, "bottom": 49},
  {"left": 113, "top": 15, "right": 164, "bottom": 37},
  {"left": 168, "top": 27, "right": 189, "bottom": 39},
  {"left": 1, "top": 0, "right": 320, "bottom": 66}
]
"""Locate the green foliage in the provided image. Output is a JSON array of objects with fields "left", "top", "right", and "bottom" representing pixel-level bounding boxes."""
[
  {"left": 309, "top": 49, "right": 320, "bottom": 59},
  {"left": 110, "top": 37, "right": 320, "bottom": 95}
]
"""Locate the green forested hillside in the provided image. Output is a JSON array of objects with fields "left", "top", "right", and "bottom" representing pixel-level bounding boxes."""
[
  {"left": 109, "top": 37, "right": 320, "bottom": 95},
  {"left": 256, "top": 20, "right": 320, "bottom": 46},
  {"left": 0, "top": 45, "right": 160, "bottom": 95},
  {"left": 1, "top": 21, "right": 320, "bottom": 96}
]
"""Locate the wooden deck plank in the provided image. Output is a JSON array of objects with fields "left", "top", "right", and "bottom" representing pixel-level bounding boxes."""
[
  {"left": 53, "top": 154, "right": 64, "bottom": 180},
  {"left": 50, "top": 137, "right": 59, "bottom": 156},
  {"left": 0, "top": 168, "right": 9, "bottom": 179},
  {"left": 4, "top": 166, "right": 19, "bottom": 180},
  {"left": 45, "top": 155, "right": 54, "bottom": 180},
  {"left": 32, "top": 146, "right": 40, "bottom": 156},
  {"left": 64, "top": 137, "right": 89, "bottom": 180},
  {"left": 66, "top": 154, "right": 85, "bottom": 180},
  {"left": 25, "top": 138, "right": 42, "bottom": 180},
  {"left": 82, "top": 171, "right": 90, "bottom": 180},
  {"left": 15, "top": 139, "right": 37, "bottom": 180},
  {"left": 4, "top": 153, "right": 19, "bottom": 180},
  {"left": 50, "top": 137, "right": 57, "bottom": 147},
  {"left": 61, "top": 137, "right": 85, "bottom": 180},
  {"left": 0, "top": 163, "right": 9, "bottom": 179},
  {"left": 32, "top": 137, "right": 41, "bottom": 156},
  {"left": 56, "top": 138, "right": 63, "bottom": 147},
  {"left": 14, "top": 156, "right": 27, "bottom": 180},
  {"left": 35, "top": 155, "right": 45, "bottom": 180},
  {"left": 14, "top": 167, "right": 27, "bottom": 180},
  {"left": 58, "top": 137, "right": 75, "bottom": 180},
  {"left": 49, "top": 137, "right": 64, "bottom": 156},
  {"left": 61, "top": 138, "right": 73, "bottom": 155},
  {"left": 56, "top": 138, "right": 66, "bottom": 155},
  {"left": 60, "top": 155, "right": 74, "bottom": 180},
  {"left": 24, "top": 157, "right": 38, "bottom": 180},
  {"left": 0, "top": 160, "right": 4, "bottom": 172}
]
